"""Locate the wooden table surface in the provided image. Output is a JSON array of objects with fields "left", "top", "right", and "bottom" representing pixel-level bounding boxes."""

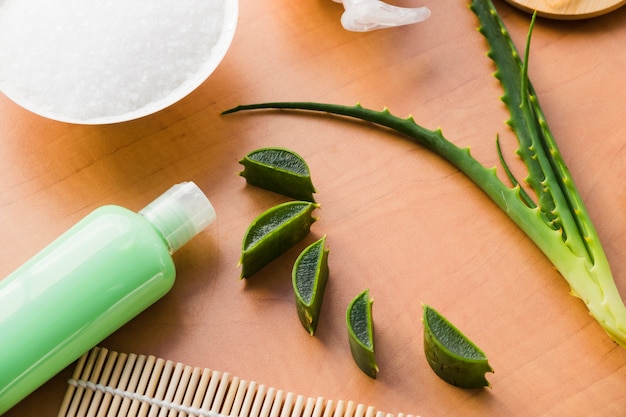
[{"left": 2, "top": 1, "right": 625, "bottom": 416}]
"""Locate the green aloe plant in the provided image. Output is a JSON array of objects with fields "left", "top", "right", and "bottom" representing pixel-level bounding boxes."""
[{"left": 223, "top": 0, "right": 626, "bottom": 347}]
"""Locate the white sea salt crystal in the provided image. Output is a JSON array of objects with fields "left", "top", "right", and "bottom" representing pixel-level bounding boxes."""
[{"left": 0, "top": 0, "right": 236, "bottom": 123}]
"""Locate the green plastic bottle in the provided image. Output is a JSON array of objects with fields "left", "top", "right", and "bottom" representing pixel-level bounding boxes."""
[{"left": 0, "top": 181, "right": 216, "bottom": 415}]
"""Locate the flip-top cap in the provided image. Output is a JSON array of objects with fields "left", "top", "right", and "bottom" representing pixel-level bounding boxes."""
[{"left": 140, "top": 182, "right": 216, "bottom": 253}]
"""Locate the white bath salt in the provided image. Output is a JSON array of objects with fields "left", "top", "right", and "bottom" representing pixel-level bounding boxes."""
[{"left": 0, "top": 0, "right": 234, "bottom": 123}]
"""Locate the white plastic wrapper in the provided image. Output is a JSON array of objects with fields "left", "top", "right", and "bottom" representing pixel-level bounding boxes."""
[{"left": 333, "top": 0, "right": 430, "bottom": 32}]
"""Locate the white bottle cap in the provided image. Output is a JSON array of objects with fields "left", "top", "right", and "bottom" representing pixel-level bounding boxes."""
[{"left": 139, "top": 182, "right": 217, "bottom": 253}]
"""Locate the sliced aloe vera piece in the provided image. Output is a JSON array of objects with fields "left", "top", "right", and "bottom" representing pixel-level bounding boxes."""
[
  {"left": 240, "top": 201, "right": 318, "bottom": 278},
  {"left": 292, "top": 236, "right": 330, "bottom": 335},
  {"left": 346, "top": 289, "right": 378, "bottom": 378},
  {"left": 239, "top": 147, "right": 317, "bottom": 202},
  {"left": 422, "top": 304, "right": 493, "bottom": 388}
]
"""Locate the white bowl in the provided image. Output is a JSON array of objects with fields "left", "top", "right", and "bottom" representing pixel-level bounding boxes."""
[{"left": 0, "top": 0, "right": 238, "bottom": 124}]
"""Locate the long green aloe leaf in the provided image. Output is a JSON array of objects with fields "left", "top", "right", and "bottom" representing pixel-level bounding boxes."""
[{"left": 223, "top": 0, "right": 626, "bottom": 347}]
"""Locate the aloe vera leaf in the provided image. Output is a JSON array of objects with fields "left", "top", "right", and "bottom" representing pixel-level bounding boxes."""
[
  {"left": 222, "top": 1, "right": 626, "bottom": 347},
  {"left": 471, "top": 0, "right": 625, "bottom": 343}
]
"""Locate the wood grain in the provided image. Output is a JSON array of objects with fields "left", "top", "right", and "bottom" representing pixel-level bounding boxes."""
[
  {"left": 504, "top": 0, "right": 626, "bottom": 19},
  {"left": 1, "top": 1, "right": 625, "bottom": 416}
]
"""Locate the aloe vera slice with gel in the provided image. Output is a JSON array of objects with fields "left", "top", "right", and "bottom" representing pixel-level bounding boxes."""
[
  {"left": 423, "top": 304, "right": 493, "bottom": 388},
  {"left": 346, "top": 289, "right": 378, "bottom": 378},
  {"left": 240, "top": 201, "right": 318, "bottom": 278},
  {"left": 292, "top": 236, "right": 330, "bottom": 335},
  {"left": 239, "top": 147, "right": 317, "bottom": 202}
]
